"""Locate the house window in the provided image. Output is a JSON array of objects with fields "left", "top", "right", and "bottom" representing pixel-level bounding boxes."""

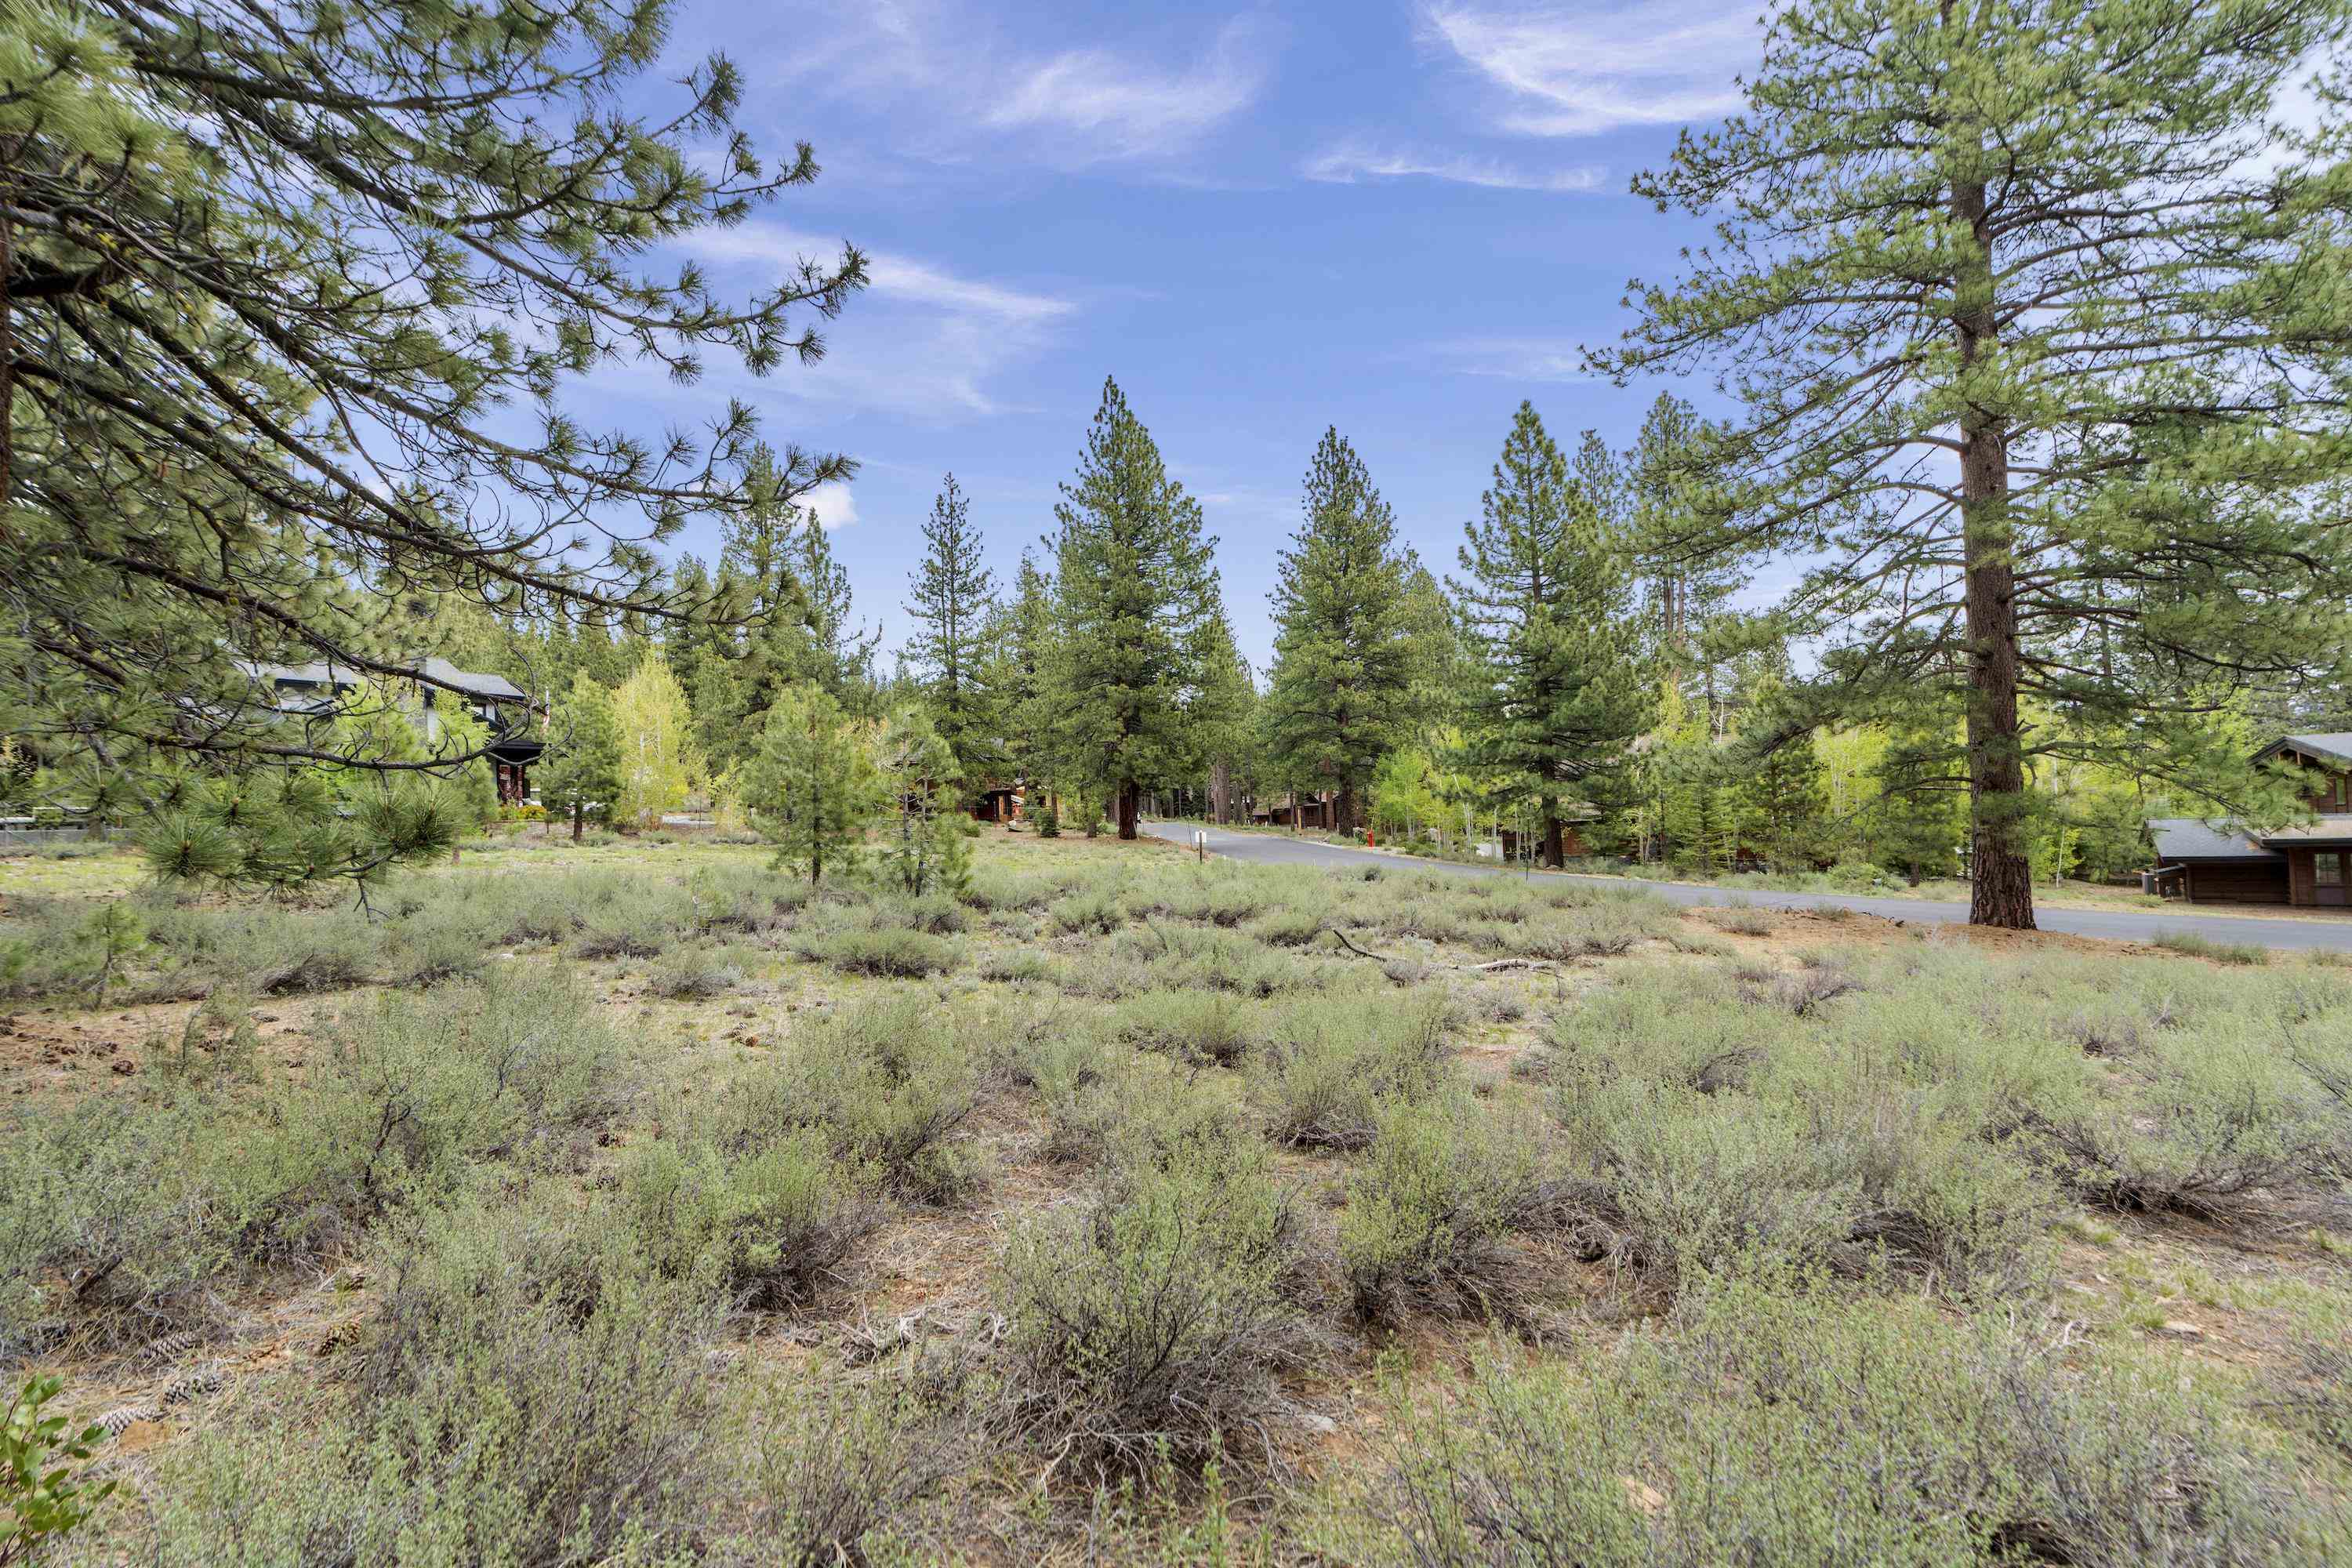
[{"left": 2319, "top": 853, "right": 2343, "bottom": 888}]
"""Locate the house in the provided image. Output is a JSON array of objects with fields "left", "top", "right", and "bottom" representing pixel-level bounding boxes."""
[
  {"left": 234, "top": 656, "right": 545, "bottom": 805},
  {"left": 2147, "top": 733, "right": 2352, "bottom": 906},
  {"left": 1250, "top": 792, "right": 1335, "bottom": 829}
]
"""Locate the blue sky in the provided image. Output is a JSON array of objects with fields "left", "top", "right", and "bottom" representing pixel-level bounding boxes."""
[{"left": 591, "top": 0, "right": 1771, "bottom": 670}]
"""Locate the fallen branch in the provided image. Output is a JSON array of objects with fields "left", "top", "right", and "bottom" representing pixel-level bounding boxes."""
[{"left": 1322, "top": 927, "right": 1559, "bottom": 975}]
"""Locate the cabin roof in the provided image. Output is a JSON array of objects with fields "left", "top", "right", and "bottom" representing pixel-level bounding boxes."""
[
  {"left": 2145, "top": 818, "right": 2278, "bottom": 862},
  {"left": 2256, "top": 733, "right": 2352, "bottom": 766}
]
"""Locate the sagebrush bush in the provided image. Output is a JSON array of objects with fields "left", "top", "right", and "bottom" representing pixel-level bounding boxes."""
[
  {"left": 1000, "top": 1149, "right": 1311, "bottom": 1475},
  {"left": 1341, "top": 1094, "right": 1558, "bottom": 1323},
  {"left": 141, "top": 1185, "right": 727, "bottom": 1566},
  {"left": 1048, "top": 886, "right": 1128, "bottom": 935},
  {"left": 649, "top": 942, "right": 739, "bottom": 999},
  {"left": 1254, "top": 993, "right": 1454, "bottom": 1149},
  {"left": 1345, "top": 1276, "right": 2344, "bottom": 1566},
  {"left": 622, "top": 1125, "right": 880, "bottom": 1308},
  {"left": 722, "top": 994, "right": 982, "bottom": 1201},
  {"left": 1110, "top": 988, "right": 1261, "bottom": 1066},
  {"left": 795, "top": 921, "right": 957, "bottom": 978},
  {"left": 0, "top": 970, "right": 630, "bottom": 1353},
  {"left": 739, "top": 1360, "right": 981, "bottom": 1566}
]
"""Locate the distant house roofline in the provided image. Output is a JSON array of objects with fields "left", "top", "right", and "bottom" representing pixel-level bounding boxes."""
[{"left": 2254, "top": 732, "right": 2352, "bottom": 768}]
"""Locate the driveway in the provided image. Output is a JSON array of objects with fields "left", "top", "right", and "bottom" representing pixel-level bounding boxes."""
[{"left": 1141, "top": 821, "right": 2352, "bottom": 954}]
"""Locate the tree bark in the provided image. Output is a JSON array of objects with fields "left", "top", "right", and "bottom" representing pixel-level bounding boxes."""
[
  {"left": 1541, "top": 808, "right": 1565, "bottom": 869},
  {"left": 1210, "top": 758, "right": 1232, "bottom": 825},
  {"left": 1954, "top": 169, "right": 2035, "bottom": 930},
  {"left": 571, "top": 800, "right": 583, "bottom": 842},
  {"left": 1336, "top": 779, "right": 1359, "bottom": 838},
  {"left": 1116, "top": 781, "right": 1138, "bottom": 840}
]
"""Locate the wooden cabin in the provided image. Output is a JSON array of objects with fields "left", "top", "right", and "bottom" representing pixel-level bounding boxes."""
[
  {"left": 2147, "top": 733, "right": 2352, "bottom": 906},
  {"left": 1250, "top": 793, "right": 1334, "bottom": 829}
]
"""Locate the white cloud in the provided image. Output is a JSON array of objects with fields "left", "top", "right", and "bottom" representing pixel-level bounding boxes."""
[
  {"left": 804, "top": 479, "right": 858, "bottom": 529},
  {"left": 667, "top": 223, "right": 1075, "bottom": 417},
  {"left": 1430, "top": 337, "right": 1595, "bottom": 383},
  {"left": 756, "top": 5, "right": 1272, "bottom": 169},
  {"left": 1421, "top": 2, "right": 1757, "bottom": 138},
  {"left": 688, "top": 223, "right": 1076, "bottom": 328},
  {"left": 1302, "top": 140, "right": 1606, "bottom": 192},
  {"left": 986, "top": 17, "right": 1272, "bottom": 159}
]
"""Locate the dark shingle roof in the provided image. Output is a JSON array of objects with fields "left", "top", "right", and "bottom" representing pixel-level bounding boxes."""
[
  {"left": 2257, "top": 733, "right": 2352, "bottom": 766},
  {"left": 2146, "top": 818, "right": 2281, "bottom": 862}
]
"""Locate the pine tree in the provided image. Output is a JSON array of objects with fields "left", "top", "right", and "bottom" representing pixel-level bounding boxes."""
[
  {"left": 742, "top": 685, "right": 877, "bottom": 884},
  {"left": 1047, "top": 378, "right": 1225, "bottom": 840},
  {"left": 872, "top": 705, "right": 971, "bottom": 895},
  {"left": 1000, "top": 555, "right": 1058, "bottom": 804},
  {"left": 1626, "top": 394, "right": 1744, "bottom": 673},
  {"left": 4, "top": 0, "right": 864, "bottom": 891},
  {"left": 1193, "top": 610, "right": 1258, "bottom": 824},
  {"left": 793, "top": 509, "right": 883, "bottom": 713},
  {"left": 1593, "top": 0, "right": 2352, "bottom": 927},
  {"left": 1450, "top": 401, "right": 1650, "bottom": 868},
  {"left": 611, "top": 655, "right": 700, "bottom": 828},
  {"left": 1262, "top": 429, "right": 1413, "bottom": 837},
  {"left": 904, "top": 474, "right": 1000, "bottom": 791},
  {"left": 541, "top": 672, "right": 626, "bottom": 841}
]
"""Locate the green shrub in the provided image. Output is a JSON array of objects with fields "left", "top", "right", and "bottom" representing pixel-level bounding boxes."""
[
  {"left": 796, "top": 924, "right": 957, "bottom": 978},
  {"left": 978, "top": 948, "right": 1049, "bottom": 983},
  {"left": 722, "top": 995, "right": 981, "bottom": 1202},
  {"left": 2002, "top": 1039, "right": 2346, "bottom": 1219},
  {"left": 2154, "top": 930, "right": 2270, "bottom": 966},
  {"left": 622, "top": 1127, "right": 880, "bottom": 1308},
  {"left": 1048, "top": 887, "right": 1128, "bottom": 935},
  {"left": 1254, "top": 994, "right": 1454, "bottom": 1149},
  {"left": 1341, "top": 1094, "right": 1555, "bottom": 1323},
  {"left": 1345, "top": 1277, "right": 2343, "bottom": 1566},
  {"left": 1109, "top": 989, "right": 1262, "bottom": 1067},
  {"left": 2, "top": 1375, "right": 118, "bottom": 1561},
  {"left": 0, "top": 970, "right": 630, "bottom": 1353},
  {"left": 1555, "top": 1076, "right": 2052, "bottom": 1297},
  {"left": 650, "top": 942, "right": 740, "bottom": 999},
  {"left": 738, "top": 1363, "right": 979, "bottom": 1566},
  {"left": 144, "top": 1186, "right": 726, "bottom": 1566},
  {"left": 1000, "top": 1152, "right": 1310, "bottom": 1475}
]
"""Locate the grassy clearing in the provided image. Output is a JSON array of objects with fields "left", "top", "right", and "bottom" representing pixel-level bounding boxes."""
[{"left": 2, "top": 826, "right": 2349, "bottom": 1562}]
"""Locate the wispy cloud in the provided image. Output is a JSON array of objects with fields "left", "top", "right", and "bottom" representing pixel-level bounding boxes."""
[
  {"left": 757, "top": 5, "right": 1273, "bottom": 169},
  {"left": 651, "top": 223, "right": 1079, "bottom": 418},
  {"left": 1302, "top": 140, "right": 1606, "bottom": 192},
  {"left": 987, "top": 17, "right": 1272, "bottom": 161},
  {"left": 687, "top": 223, "right": 1076, "bottom": 328},
  {"left": 1420, "top": 2, "right": 1756, "bottom": 138},
  {"left": 1429, "top": 337, "right": 1596, "bottom": 383}
]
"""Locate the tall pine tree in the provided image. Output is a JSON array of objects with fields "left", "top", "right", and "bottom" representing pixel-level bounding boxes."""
[
  {"left": 1262, "top": 429, "right": 1414, "bottom": 836},
  {"left": 903, "top": 474, "right": 999, "bottom": 791},
  {"left": 1594, "top": 0, "right": 2352, "bottom": 927},
  {"left": 1047, "top": 378, "right": 1224, "bottom": 840},
  {"left": 1450, "top": 401, "right": 1650, "bottom": 868},
  {"left": 540, "top": 671, "right": 625, "bottom": 841}
]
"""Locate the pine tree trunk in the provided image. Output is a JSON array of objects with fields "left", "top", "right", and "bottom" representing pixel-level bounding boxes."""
[
  {"left": 1337, "top": 779, "right": 1359, "bottom": 838},
  {"left": 1954, "top": 169, "right": 2035, "bottom": 930},
  {"left": 1210, "top": 759, "right": 1232, "bottom": 824},
  {"left": 1541, "top": 810, "right": 1565, "bottom": 869},
  {"left": 571, "top": 801, "right": 583, "bottom": 842},
  {"left": 1116, "top": 782, "right": 1138, "bottom": 840}
]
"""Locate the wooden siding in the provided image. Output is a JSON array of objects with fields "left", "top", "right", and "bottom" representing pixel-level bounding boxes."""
[{"left": 2187, "top": 860, "right": 2292, "bottom": 904}]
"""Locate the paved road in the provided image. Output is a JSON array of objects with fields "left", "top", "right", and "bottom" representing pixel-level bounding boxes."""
[{"left": 1142, "top": 820, "right": 2352, "bottom": 954}]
